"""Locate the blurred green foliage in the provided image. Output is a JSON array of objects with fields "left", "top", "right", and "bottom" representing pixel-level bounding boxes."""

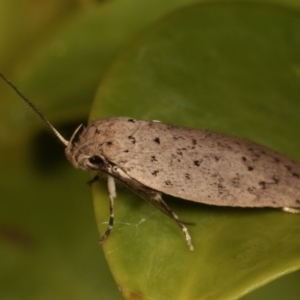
[{"left": 1, "top": 1, "right": 300, "bottom": 299}]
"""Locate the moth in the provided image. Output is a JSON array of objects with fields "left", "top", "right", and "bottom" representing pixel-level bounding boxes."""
[{"left": 1, "top": 73, "right": 300, "bottom": 251}]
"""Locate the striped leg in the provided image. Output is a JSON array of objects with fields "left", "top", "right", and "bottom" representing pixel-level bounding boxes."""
[
  {"left": 100, "top": 175, "right": 116, "bottom": 244},
  {"left": 153, "top": 193, "right": 194, "bottom": 251},
  {"left": 129, "top": 185, "right": 194, "bottom": 251},
  {"left": 282, "top": 207, "right": 300, "bottom": 214}
]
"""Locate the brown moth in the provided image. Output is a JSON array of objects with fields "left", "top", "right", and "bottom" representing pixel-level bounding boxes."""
[{"left": 1, "top": 73, "right": 300, "bottom": 251}]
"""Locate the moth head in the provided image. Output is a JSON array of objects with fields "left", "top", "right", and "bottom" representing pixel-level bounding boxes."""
[
  {"left": 73, "top": 153, "right": 106, "bottom": 171},
  {"left": 65, "top": 125, "right": 107, "bottom": 171}
]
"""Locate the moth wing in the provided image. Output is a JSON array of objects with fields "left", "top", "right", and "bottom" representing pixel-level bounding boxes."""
[{"left": 113, "top": 121, "right": 300, "bottom": 208}]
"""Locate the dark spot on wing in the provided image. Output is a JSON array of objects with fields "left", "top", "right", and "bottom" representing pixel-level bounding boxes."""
[
  {"left": 173, "top": 135, "right": 185, "bottom": 141},
  {"left": 106, "top": 141, "right": 113, "bottom": 146},
  {"left": 217, "top": 183, "right": 226, "bottom": 196},
  {"left": 128, "top": 135, "right": 136, "bottom": 144},
  {"left": 248, "top": 166, "right": 254, "bottom": 171},
  {"left": 127, "top": 118, "right": 135, "bottom": 123},
  {"left": 232, "top": 174, "right": 240, "bottom": 187},
  {"left": 152, "top": 170, "right": 159, "bottom": 176},
  {"left": 151, "top": 156, "right": 157, "bottom": 162},
  {"left": 247, "top": 186, "right": 257, "bottom": 195},
  {"left": 176, "top": 149, "right": 183, "bottom": 156},
  {"left": 285, "top": 165, "right": 292, "bottom": 171},
  {"left": 259, "top": 181, "right": 266, "bottom": 189},
  {"left": 154, "top": 137, "right": 160, "bottom": 144},
  {"left": 194, "top": 160, "right": 201, "bottom": 166}
]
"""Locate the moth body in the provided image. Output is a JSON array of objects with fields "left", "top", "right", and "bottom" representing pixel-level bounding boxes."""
[{"left": 67, "top": 117, "right": 300, "bottom": 209}]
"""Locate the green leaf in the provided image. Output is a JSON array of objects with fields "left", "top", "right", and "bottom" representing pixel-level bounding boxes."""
[
  {"left": 91, "top": 2, "right": 300, "bottom": 299},
  {"left": 0, "top": 0, "right": 219, "bottom": 299},
  {"left": 0, "top": 0, "right": 81, "bottom": 72}
]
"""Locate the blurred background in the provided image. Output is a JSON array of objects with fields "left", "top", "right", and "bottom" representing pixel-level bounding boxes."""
[{"left": 1, "top": 0, "right": 300, "bottom": 299}]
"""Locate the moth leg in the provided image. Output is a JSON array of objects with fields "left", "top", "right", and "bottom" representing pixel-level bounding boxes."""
[
  {"left": 87, "top": 175, "right": 99, "bottom": 186},
  {"left": 108, "top": 166, "right": 193, "bottom": 250},
  {"left": 149, "top": 193, "right": 194, "bottom": 251},
  {"left": 282, "top": 207, "right": 300, "bottom": 214},
  {"left": 100, "top": 175, "right": 116, "bottom": 244}
]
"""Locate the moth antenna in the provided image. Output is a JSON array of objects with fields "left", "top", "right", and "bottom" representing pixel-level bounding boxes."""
[
  {"left": 0, "top": 73, "right": 69, "bottom": 146},
  {"left": 69, "top": 124, "right": 83, "bottom": 145}
]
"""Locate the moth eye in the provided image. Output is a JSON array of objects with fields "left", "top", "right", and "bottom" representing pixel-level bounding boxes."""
[{"left": 88, "top": 155, "right": 103, "bottom": 165}]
